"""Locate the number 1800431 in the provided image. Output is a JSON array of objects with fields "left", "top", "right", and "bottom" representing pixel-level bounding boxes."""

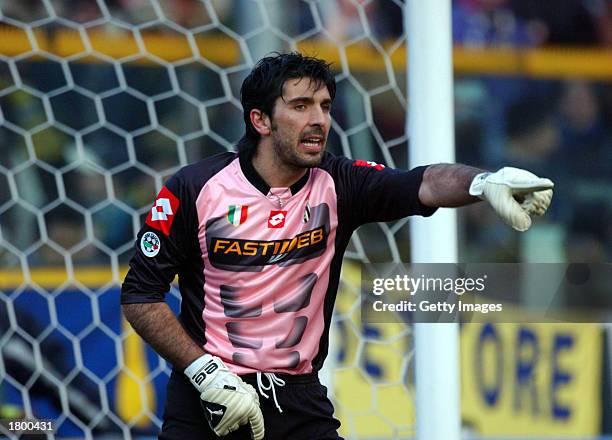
[{"left": 2, "top": 419, "right": 55, "bottom": 433}]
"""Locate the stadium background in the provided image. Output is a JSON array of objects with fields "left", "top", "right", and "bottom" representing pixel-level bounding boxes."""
[{"left": 0, "top": 0, "right": 611, "bottom": 438}]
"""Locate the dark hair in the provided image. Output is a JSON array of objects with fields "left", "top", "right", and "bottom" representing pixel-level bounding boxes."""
[{"left": 237, "top": 52, "right": 336, "bottom": 152}]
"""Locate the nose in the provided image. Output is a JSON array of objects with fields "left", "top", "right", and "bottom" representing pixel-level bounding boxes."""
[{"left": 309, "top": 105, "right": 328, "bottom": 127}]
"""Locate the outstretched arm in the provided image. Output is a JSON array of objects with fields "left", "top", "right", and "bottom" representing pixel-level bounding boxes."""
[
  {"left": 418, "top": 164, "right": 554, "bottom": 232},
  {"left": 418, "top": 163, "right": 482, "bottom": 208}
]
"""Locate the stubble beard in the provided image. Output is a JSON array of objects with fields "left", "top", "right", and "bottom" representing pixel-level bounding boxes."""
[{"left": 271, "top": 126, "right": 324, "bottom": 170}]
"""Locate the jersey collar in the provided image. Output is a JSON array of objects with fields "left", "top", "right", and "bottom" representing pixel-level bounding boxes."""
[{"left": 239, "top": 148, "right": 310, "bottom": 196}]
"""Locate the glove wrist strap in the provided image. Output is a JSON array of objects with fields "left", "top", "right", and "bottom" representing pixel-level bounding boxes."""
[
  {"left": 469, "top": 172, "right": 491, "bottom": 197},
  {"left": 185, "top": 353, "right": 217, "bottom": 392}
]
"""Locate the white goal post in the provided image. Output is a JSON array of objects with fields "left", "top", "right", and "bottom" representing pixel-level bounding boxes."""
[{"left": 406, "top": 1, "right": 461, "bottom": 439}]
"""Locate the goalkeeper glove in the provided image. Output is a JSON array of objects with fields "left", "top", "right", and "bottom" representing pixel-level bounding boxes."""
[
  {"left": 185, "top": 354, "right": 265, "bottom": 440},
  {"left": 469, "top": 167, "right": 554, "bottom": 232}
]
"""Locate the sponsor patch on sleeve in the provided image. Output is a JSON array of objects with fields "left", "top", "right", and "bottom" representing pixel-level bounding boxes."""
[
  {"left": 353, "top": 159, "right": 385, "bottom": 170},
  {"left": 145, "top": 186, "right": 180, "bottom": 236}
]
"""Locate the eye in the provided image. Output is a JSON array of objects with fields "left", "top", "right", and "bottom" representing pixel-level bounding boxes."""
[
  {"left": 322, "top": 103, "right": 332, "bottom": 112},
  {"left": 295, "top": 104, "right": 306, "bottom": 111}
]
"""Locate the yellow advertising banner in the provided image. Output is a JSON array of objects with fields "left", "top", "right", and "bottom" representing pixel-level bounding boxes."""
[
  {"left": 461, "top": 321, "right": 602, "bottom": 436},
  {"left": 332, "top": 262, "right": 603, "bottom": 437}
]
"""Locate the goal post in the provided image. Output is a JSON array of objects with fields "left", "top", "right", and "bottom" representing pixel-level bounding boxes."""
[{"left": 406, "top": 1, "right": 461, "bottom": 439}]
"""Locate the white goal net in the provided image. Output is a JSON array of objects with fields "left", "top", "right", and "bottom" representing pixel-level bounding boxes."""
[{"left": 0, "top": 0, "right": 415, "bottom": 438}]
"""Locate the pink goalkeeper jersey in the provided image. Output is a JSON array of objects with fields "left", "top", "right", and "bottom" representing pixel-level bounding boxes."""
[{"left": 122, "top": 150, "right": 435, "bottom": 375}]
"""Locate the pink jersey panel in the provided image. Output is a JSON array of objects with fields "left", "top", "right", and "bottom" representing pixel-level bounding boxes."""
[{"left": 195, "top": 158, "right": 338, "bottom": 375}]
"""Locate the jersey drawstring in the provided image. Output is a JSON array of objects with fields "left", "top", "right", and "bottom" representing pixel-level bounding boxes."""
[{"left": 256, "top": 372, "right": 286, "bottom": 413}]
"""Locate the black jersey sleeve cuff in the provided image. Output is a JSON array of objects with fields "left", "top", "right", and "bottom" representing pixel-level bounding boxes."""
[
  {"left": 411, "top": 165, "right": 438, "bottom": 217},
  {"left": 120, "top": 290, "right": 166, "bottom": 304}
]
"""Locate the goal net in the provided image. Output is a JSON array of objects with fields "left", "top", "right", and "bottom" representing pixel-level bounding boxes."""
[{"left": 0, "top": 0, "right": 414, "bottom": 438}]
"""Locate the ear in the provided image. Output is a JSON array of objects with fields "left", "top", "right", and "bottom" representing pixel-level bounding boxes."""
[{"left": 249, "top": 109, "right": 271, "bottom": 136}]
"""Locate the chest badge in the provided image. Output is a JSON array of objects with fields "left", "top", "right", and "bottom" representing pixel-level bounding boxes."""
[
  {"left": 303, "top": 202, "right": 311, "bottom": 223},
  {"left": 227, "top": 205, "right": 248, "bottom": 226},
  {"left": 268, "top": 210, "right": 287, "bottom": 228}
]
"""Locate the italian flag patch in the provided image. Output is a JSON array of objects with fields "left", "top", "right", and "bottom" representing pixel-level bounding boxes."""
[{"left": 227, "top": 205, "right": 248, "bottom": 226}]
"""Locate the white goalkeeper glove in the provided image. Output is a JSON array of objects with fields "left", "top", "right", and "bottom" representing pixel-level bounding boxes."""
[
  {"left": 469, "top": 167, "right": 554, "bottom": 232},
  {"left": 185, "top": 354, "right": 264, "bottom": 440}
]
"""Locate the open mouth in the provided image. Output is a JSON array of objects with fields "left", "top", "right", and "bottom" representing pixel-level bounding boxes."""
[{"left": 300, "top": 136, "right": 324, "bottom": 151}]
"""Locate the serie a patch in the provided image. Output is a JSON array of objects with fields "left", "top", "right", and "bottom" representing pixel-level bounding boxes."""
[{"left": 140, "top": 231, "right": 161, "bottom": 257}]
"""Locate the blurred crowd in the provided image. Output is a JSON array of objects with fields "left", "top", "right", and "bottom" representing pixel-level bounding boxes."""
[
  {"left": 456, "top": 76, "right": 612, "bottom": 264},
  {"left": 448, "top": 0, "right": 612, "bottom": 268},
  {"left": 0, "top": 0, "right": 612, "bottom": 270},
  {"left": 2, "top": 0, "right": 612, "bottom": 46},
  {"left": 453, "top": 0, "right": 612, "bottom": 47}
]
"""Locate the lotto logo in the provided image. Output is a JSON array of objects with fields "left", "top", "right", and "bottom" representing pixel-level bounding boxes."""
[
  {"left": 268, "top": 210, "right": 287, "bottom": 228},
  {"left": 353, "top": 159, "right": 385, "bottom": 170},
  {"left": 146, "top": 186, "right": 180, "bottom": 236},
  {"left": 151, "top": 198, "right": 173, "bottom": 221}
]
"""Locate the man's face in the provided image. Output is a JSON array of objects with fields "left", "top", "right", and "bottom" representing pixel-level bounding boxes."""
[{"left": 269, "top": 77, "right": 332, "bottom": 169}]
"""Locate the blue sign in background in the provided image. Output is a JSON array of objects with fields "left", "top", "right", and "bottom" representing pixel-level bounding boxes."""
[{"left": 1, "top": 286, "right": 182, "bottom": 437}]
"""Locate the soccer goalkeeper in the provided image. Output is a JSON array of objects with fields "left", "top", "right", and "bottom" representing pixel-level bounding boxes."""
[{"left": 121, "top": 52, "right": 553, "bottom": 440}]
